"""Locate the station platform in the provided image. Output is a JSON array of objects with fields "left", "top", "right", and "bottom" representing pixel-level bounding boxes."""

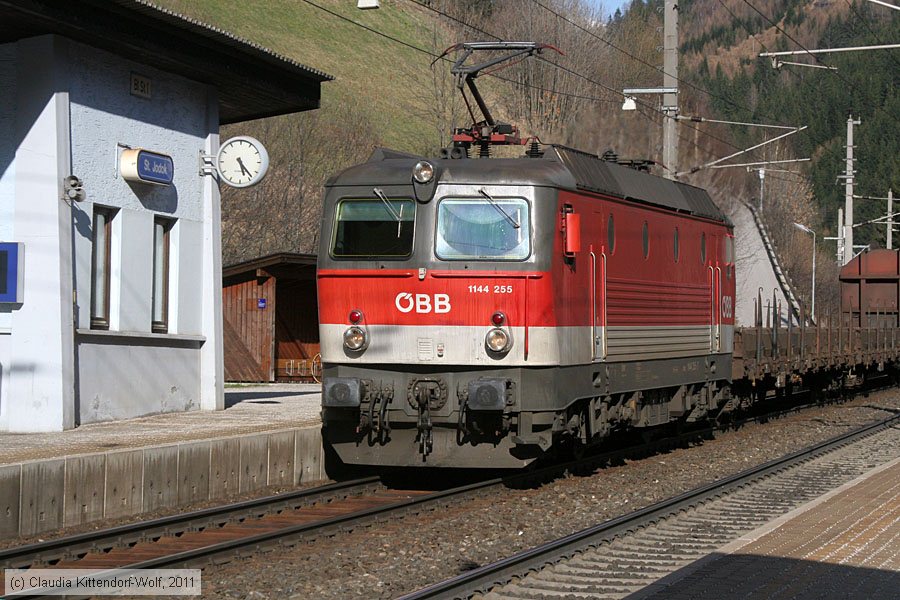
[
  {"left": 0, "top": 384, "right": 325, "bottom": 539},
  {"left": 637, "top": 457, "right": 900, "bottom": 599}
]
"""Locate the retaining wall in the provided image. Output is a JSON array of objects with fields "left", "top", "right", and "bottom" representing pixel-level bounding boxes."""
[{"left": 0, "top": 427, "right": 326, "bottom": 539}]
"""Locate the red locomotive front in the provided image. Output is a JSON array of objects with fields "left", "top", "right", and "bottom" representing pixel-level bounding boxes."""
[{"left": 318, "top": 146, "right": 734, "bottom": 468}]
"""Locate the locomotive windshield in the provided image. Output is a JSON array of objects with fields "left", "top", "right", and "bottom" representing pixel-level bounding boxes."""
[
  {"left": 435, "top": 198, "right": 531, "bottom": 260},
  {"left": 332, "top": 198, "right": 415, "bottom": 258}
]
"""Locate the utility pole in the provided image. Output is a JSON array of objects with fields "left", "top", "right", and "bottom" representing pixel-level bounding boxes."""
[
  {"left": 843, "top": 114, "right": 861, "bottom": 265},
  {"left": 889, "top": 189, "right": 894, "bottom": 250},
  {"left": 838, "top": 207, "right": 845, "bottom": 264},
  {"left": 758, "top": 168, "right": 765, "bottom": 210},
  {"left": 662, "top": 0, "right": 679, "bottom": 180}
]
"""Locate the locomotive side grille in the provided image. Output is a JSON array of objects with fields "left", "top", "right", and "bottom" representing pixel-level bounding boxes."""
[{"left": 606, "top": 326, "right": 713, "bottom": 360}]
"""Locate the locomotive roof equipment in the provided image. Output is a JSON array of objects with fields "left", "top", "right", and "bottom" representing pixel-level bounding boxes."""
[{"left": 435, "top": 41, "right": 562, "bottom": 156}]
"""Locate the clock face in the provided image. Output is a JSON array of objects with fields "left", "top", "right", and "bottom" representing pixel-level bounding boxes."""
[{"left": 216, "top": 136, "right": 269, "bottom": 188}]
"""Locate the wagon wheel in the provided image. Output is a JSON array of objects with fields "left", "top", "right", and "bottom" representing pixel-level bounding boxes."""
[{"left": 311, "top": 353, "right": 322, "bottom": 384}]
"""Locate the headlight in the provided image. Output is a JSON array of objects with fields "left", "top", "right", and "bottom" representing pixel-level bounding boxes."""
[
  {"left": 485, "top": 328, "right": 510, "bottom": 353},
  {"left": 413, "top": 160, "right": 434, "bottom": 184},
  {"left": 343, "top": 326, "right": 367, "bottom": 351}
]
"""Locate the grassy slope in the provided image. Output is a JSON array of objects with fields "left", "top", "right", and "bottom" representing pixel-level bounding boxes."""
[{"left": 154, "top": 0, "right": 445, "bottom": 149}]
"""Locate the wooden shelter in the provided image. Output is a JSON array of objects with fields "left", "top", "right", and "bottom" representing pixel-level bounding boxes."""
[{"left": 222, "top": 253, "right": 320, "bottom": 382}]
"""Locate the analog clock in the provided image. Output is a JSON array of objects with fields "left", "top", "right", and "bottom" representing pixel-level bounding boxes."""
[{"left": 216, "top": 136, "right": 269, "bottom": 188}]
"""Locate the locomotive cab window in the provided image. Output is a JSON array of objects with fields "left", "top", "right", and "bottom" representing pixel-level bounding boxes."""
[
  {"left": 436, "top": 197, "right": 531, "bottom": 260},
  {"left": 332, "top": 198, "right": 415, "bottom": 258}
]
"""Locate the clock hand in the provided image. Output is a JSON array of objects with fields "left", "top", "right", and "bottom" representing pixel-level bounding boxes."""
[{"left": 237, "top": 157, "right": 252, "bottom": 177}]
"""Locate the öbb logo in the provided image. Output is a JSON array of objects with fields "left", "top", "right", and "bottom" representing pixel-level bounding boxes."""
[{"left": 395, "top": 293, "right": 451, "bottom": 314}]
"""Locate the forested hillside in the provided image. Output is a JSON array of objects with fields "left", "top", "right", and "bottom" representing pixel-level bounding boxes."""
[
  {"left": 151, "top": 0, "right": 897, "bottom": 285},
  {"left": 681, "top": 0, "right": 899, "bottom": 249}
]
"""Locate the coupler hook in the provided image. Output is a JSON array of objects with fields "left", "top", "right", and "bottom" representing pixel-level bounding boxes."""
[{"left": 416, "top": 388, "right": 433, "bottom": 460}]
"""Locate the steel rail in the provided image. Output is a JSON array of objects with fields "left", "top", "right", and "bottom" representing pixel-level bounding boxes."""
[
  {"left": 2, "top": 389, "right": 887, "bottom": 582},
  {"left": 0, "top": 476, "right": 381, "bottom": 569},
  {"left": 399, "top": 412, "right": 900, "bottom": 599},
  {"left": 121, "top": 475, "right": 508, "bottom": 570},
  {"left": 0, "top": 421, "right": 756, "bottom": 573}
]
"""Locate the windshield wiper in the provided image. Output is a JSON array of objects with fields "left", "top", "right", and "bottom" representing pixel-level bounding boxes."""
[
  {"left": 479, "top": 188, "right": 520, "bottom": 229},
  {"left": 373, "top": 188, "right": 405, "bottom": 238},
  {"left": 373, "top": 188, "right": 401, "bottom": 222}
]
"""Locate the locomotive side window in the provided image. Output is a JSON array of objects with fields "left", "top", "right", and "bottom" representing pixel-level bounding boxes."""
[
  {"left": 725, "top": 235, "right": 734, "bottom": 278},
  {"left": 674, "top": 227, "right": 680, "bottom": 262},
  {"left": 332, "top": 198, "right": 415, "bottom": 258},
  {"left": 436, "top": 198, "right": 531, "bottom": 260},
  {"left": 642, "top": 221, "right": 649, "bottom": 259},
  {"left": 700, "top": 232, "right": 707, "bottom": 264},
  {"left": 607, "top": 214, "right": 615, "bottom": 253}
]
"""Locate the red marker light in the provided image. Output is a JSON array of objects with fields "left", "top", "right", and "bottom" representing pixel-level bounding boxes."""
[
  {"left": 491, "top": 311, "right": 505, "bottom": 327},
  {"left": 349, "top": 309, "right": 363, "bottom": 324}
]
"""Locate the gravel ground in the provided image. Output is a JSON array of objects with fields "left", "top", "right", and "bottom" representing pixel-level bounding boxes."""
[{"left": 183, "top": 390, "right": 900, "bottom": 600}]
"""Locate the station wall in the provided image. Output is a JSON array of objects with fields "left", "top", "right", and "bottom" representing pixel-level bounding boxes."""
[
  {"left": 0, "top": 35, "right": 224, "bottom": 432},
  {"left": 0, "top": 43, "right": 15, "bottom": 430}
]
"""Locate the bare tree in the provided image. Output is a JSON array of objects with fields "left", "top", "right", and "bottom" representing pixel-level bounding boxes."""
[
  {"left": 401, "top": 10, "right": 468, "bottom": 152},
  {"left": 221, "top": 98, "right": 380, "bottom": 265},
  {"left": 425, "top": 0, "right": 609, "bottom": 146}
]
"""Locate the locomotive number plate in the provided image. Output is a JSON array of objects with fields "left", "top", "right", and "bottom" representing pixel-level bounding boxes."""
[{"left": 468, "top": 285, "right": 513, "bottom": 294}]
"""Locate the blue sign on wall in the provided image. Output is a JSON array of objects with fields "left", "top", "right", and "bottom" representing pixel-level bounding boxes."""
[
  {"left": 136, "top": 150, "right": 174, "bottom": 185},
  {"left": 0, "top": 242, "right": 24, "bottom": 303},
  {"left": 258, "top": 298, "right": 267, "bottom": 309}
]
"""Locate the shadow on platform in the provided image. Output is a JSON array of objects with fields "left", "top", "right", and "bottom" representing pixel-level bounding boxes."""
[
  {"left": 224, "top": 390, "right": 318, "bottom": 408},
  {"left": 632, "top": 553, "right": 900, "bottom": 599}
]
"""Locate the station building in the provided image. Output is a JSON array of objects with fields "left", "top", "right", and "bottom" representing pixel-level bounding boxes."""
[{"left": 0, "top": 0, "right": 330, "bottom": 432}]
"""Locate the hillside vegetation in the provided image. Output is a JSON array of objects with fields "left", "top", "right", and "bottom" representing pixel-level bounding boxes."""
[
  {"left": 154, "top": 0, "right": 460, "bottom": 262},
  {"left": 678, "top": 0, "right": 899, "bottom": 311},
  {"left": 683, "top": 0, "right": 899, "bottom": 247},
  {"left": 152, "top": 0, "right": 897, "bottom": 297}
]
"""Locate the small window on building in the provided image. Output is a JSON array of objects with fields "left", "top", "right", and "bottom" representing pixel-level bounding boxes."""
[
  {"left": 152, "top": 217, "right": 173, "bottom": 334},
  {"left": 90, "top": 207, "right": 115, "bottom": 330},
  {"left": 607, "top": 214, "right": 615, "bottom": 253},
  {"left": 700, "top": 232, "right": 707, "bottom": 264},
  {"left": 642, "top": 221, "right": 649, "bottom": 259},
  {"left": 674, "top": 227, "right": 680, "bottom": 262}
]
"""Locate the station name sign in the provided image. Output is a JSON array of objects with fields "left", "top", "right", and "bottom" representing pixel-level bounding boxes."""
[{"left": 120, "top": 148, "right": 174, "bottom": 186}]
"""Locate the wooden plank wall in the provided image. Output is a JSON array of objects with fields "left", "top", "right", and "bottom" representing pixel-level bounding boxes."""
[
  {"left": 223, "top": 273, "right": 276, "bottom": 382},
  {"left": 275, "top": 278, "right": 320, "bottom": 379}
]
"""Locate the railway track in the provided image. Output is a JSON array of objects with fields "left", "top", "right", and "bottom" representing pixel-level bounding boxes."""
[
  {"left": 0, "top": 395, "right": 889, "bottom": 595},
  {"left": 399, "top": 413, "right": 900, "bottom": 599},
  {"left": 0, "top": 433, "right": 699, "bottom": 576}
]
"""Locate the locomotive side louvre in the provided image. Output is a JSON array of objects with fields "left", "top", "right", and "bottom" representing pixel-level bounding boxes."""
[{"left": 317, "top": 146, "right": 735, "bottom": 468}]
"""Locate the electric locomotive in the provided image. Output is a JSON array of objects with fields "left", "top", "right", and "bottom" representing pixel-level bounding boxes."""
[
  {"left": 318, "top": 145, "right": 735, "bottom": 467},
  {"left": 317, "top": 43, "right": 735, "bottom": 468}
]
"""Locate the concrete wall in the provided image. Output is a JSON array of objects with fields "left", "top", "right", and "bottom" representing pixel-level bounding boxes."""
[
  {"left": 0, "top": 43, "right": 15, "bottom": 430},
  {"left": 1, "top": 35, "right": 224, "bottom": 431},
  {"left": 0, "top": 427, "right": 326, "bottom": 539},
  {"left": 7, "top": 36, "right": 76, "bottom": 432},
  {"left": 67, "top": 41, "right": 218, "bottom": 424},
  {"left": 77, "top": 337, "right": 202, "bottom": 422}
]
